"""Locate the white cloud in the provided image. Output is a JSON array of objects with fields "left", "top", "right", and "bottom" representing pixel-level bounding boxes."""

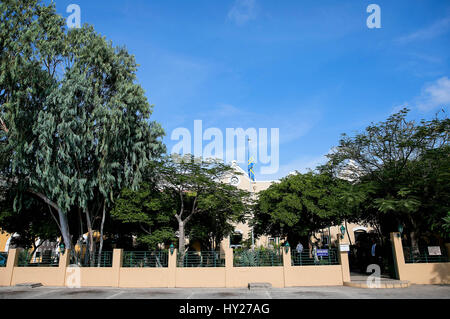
[
  {"left": 396, "top": 17, "right": 450, "bottom": 44},
  {"left": 227, "top": 0, "right": 258, "bottom": 26},
  {"left": 415, "top": 76, "right": 450, "bottom": 111}
]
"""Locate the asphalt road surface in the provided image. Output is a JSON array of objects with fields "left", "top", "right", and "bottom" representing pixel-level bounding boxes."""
[{"left": 0, "top": 285, "right": 449, "bottom": 299}]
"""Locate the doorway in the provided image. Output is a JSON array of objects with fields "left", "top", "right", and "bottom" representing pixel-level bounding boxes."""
[{"left": 349, "top": 230, "right": 396, "bottom": 278}]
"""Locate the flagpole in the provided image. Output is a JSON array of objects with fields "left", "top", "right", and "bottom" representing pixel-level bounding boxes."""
[{"left": 248, "top": 137, "right": 255, "bottom": 250}]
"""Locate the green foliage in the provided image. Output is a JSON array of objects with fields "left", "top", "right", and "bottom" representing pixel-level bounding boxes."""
[
  {"left": 0, "top": 186, "right": 59, "bottom": 249},
  {"left": 188, "top": 180, "right": 249, "bottom": 250},
  {"left": 233, "top": 248, "right": 283, "bottom": 267},
  {"left": 30, "top": 24, "right": 165, "bottom": 212},
  {"left": 0, "top": 0, "right": 165, "bottom": 248},
  {"left": 110, "top": 155, "right": 251, "bottom": 251},
  {"left": 327, "top": 108, "right": 450, "bottom": 240},
  {"left": 443, "top": 212, "right": 450, "bottom": 235},
  {"left": 152, "top": 154, "right": 251, "bottom": 251},
  {"left": 110, "top": 182, "right": 177, "bottom": 249},
  {"left": 253, "top": 171, "right": 350, "bottom": 244}
]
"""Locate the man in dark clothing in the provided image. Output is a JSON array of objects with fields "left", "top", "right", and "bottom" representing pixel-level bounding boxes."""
[{"left": 370, "top": 238, "right": 382, "bottom": 272}]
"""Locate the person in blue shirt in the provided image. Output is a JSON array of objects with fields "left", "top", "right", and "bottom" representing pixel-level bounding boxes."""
[
  {"left": 296, "top": 242, "right": 303, "bottom": 254},
  {"left": 370, "top": 238, "right": 380, "bottom": 268}
]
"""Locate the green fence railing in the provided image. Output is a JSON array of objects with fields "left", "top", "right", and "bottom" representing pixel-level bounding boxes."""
[
  {"left": 70, "top": 250, "right": 113, "bottom": 267},
  {"left": 404, "top": 246, "right": 449, "bottom": 263},
  {"left": 0, "top": 252, "right": 7, "bottom": 267},
  {"left": 18, "top": 250, "right": 59, "bottom": 267},
  {"left": 291, "top": 248, "right": 339, "bottom": 266},
  {"left": 178, "top": 251, "right": 225, "bottom": 267},
  {"left": 122, "top": 251, "right": 168, "bottom": 268},
  {"left": 233, "top": 249, "right": 283, "bottom": 267}
]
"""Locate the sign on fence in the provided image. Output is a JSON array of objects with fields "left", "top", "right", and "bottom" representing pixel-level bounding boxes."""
[
  {"left": 339, "top": 244, "right": 350, "bottom": 252},
  {"left": 316, "top": 249, "right": 329, "bottom": 257},
  {"left": 427, "top": 246, "right": 441, "bottom": 256}
]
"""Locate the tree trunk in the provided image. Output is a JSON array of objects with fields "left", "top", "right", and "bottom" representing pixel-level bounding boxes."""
[
  {"left": 178, "top": 221, "right": 185, "bottom": 254},
  {"left": 47, "top": 205, "right": 62, "bottom": 234},
  {"left": 73, "top": 208, "right": 84, "bottom": 265},
  {"left": 410, "top": 231, "right": 420, "bottom": 256},
  {"left": 28, "top": 190, "right": 73, "bottom": 251},
  {"left": 0, "top": 116, "right": 8, "bottom": 133},
  {"left": 373, "top": 221, "right": 383, "bottom": 243},
  {"left": 84, "top": 208, "right": 95, "bottom": 266},
  {"left": 345, "top": 219, "right": 353, "bottom": 246},
  {"left": 78, "top": 208, "right": 84, "bottom": 240},
  {"left": 409, "top": 217, "right": 420, "bottom": 256},
  {"left": 97, "top": 202, "right": 106, "bottom": 267},
  {"left": 308, "top": 233, "right": 313, "bottom": 258},
  {"left": 29, "top": 239, "right": 44, "bottom": 263},
  {"left": 175, "top": 193, "right": 197, "bottom": 265},
  {"left": 58, "top": 209, "right": 72, "bottom": 251}
]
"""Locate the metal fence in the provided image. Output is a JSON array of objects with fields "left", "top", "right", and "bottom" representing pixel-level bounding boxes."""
[
  {"left": 404, "top": 246, "right": 449, "bottom": 263},
  {"left": 0, "top": 252, "right": 7, "bottom": 267},
  {"left": 233, "top": 249, "right": 283, "bottom": 267},
  {"left": 178, "top": 251, "right": 225, "bottom": 267},
  {"left": 18, "top": 250, "right": 59, "bottom": 267},
  {"left": 70, "top": 250, "right": 113, "bottom": 267},
  {"left": 122, "top": 251, "right": 168, "bottom": 268},
  {"left": 291, "top": 248, "right": 339, "bottom": 266}
]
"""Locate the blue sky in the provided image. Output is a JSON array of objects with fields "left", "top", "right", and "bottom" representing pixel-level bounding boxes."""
[{"left": 52, "top": 0, "right": 449, "bottom": 180}]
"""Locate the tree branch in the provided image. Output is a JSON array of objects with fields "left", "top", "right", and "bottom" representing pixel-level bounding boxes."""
[
  {"left": 47, "top": 204, "right": 62, "bottom": 234},
  {"left": 28, "top": 189, "right": 59, "bottom": 211},
  {"left": 139, "top": 223, "right": 152, "bottom": 235},
  {"left": 0, "top": 116, "right": 8, "bottom": 133}
]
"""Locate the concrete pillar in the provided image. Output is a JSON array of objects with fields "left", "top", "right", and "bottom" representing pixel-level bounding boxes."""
[
  {"left": 390, "top": 232, "right": 406, "bottom": 280},
  {"left": 112, "top": 249, "right": 123, "bottom": 287},
  {"left": 59, "top": 249, "right": 71, "bottom": 287},
  {"left": 3, "top": 248, "right": 19, "bottom": 286},
  {"left": 338, "top": 240, "right": 351, "bottom": 283},
  {"left": 282, "top": 246, "right": 291, "bottom": 288},
  {"left": 59, "top": 249, "right": 71, "bottom": 268},
  {"left": 445, "top": 243, "right": 450, "bottom": 261},
  {"left": 224, "top": 245, "right": 233, "bottom": 288},
  {"left": 220, "top": 236, "right": 230, "bottom": 252},
  {"left": 168, "top": 248, "right": 177, "bottom": 288},
  {"left": 225, "top": 246, "right": 233, "bottom": 268}
]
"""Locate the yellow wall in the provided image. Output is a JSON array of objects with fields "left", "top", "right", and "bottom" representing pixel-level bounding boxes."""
[
  {"left": 0, "top": 247, "right": 350, "bottom": 288},
  {"left": 391, "top": 232, "right": 450, "bottom": 285},
  {"left": 0, "top": 229, "right": 10, "bottom": 251},
  {"left": 6, "top": 234, "right": 446, "bottom": 289}
]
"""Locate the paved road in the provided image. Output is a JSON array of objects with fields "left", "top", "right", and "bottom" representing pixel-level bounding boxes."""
[{"left": 0, "top": 285, "right": 449, "bottom": 299}]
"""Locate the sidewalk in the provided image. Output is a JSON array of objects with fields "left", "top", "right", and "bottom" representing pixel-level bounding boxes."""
[{"left": 346, "top": 272, "right": 410, "bottom": 288}]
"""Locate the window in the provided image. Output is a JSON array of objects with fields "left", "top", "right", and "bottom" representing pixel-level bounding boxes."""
[{"left": 230, "top": 232, "right": 243, "bottom": 248}]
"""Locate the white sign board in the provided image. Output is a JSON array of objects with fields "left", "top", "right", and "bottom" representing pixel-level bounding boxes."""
[
  {"left": 340, "top": 244, "right": 350, "bottom": 252},
  {"left": 428, "top": 246, "right": 441, "bottom": 256}
]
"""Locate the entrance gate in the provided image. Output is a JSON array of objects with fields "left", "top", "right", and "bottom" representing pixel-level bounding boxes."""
[{"left": 348, "top": 232, "right": 396, "bottom": 278}]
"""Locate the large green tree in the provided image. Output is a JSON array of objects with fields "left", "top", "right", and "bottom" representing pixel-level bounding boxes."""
[
  {"left": 111, "top": 180, "right": 177, "bottom": 249},
  {"left": 188, "top": 183, "right": 249, "bottom": 251},
  {"left": 252, "top": 171, "right": 349, "bottom": 248},
  {"left": 327, "top": 108, "right": 449, "bottom": 246},
  {"left": 150, "top": 154, "right": 250, "bottom": 255},
  {"left": 0, "top": 1, "right": 165, "bottom": 263}
]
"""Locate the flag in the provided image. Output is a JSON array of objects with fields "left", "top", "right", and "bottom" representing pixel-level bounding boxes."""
[{"left": 248, "top": 157, "right": 255, "bottom": 181}]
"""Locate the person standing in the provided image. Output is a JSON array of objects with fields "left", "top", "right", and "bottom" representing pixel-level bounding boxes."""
[
  {"left": 296, "top": 242, "right": 304, "bottom": 254},
  {"left": 370, "top": 238, "right": 379, "bottom": 266}
]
